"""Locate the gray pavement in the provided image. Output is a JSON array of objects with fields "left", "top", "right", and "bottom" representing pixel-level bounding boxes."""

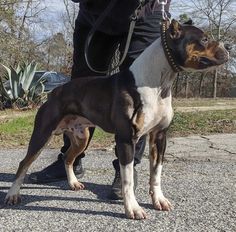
[{"left": 0, "top": 134, "right": 235, "bottom": 232}]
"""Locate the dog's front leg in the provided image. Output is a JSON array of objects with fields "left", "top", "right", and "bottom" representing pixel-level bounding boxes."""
[
  {"left": 116, "top": 136, "right": 147, "bottom": 220},
  {"left": 149, "top": 130, "right": 172, "bottom": 211}
]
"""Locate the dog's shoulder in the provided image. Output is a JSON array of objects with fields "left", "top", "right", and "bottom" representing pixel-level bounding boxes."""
[{"left": 115, "top": 69, "right": 137, "bottom": 88}]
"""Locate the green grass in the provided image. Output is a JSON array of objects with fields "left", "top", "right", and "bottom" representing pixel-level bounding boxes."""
[
  {"left": 170, "top": 109, "right": 236, "bottom": 136},
  {"left": 93, "top": 127, "right": 112, "bottom": 140},
  {"left": 0, "top": 107, "right": 235, "bottom": 148},
  {"left": 0, "top": 116, "right": 34, "bottom": 134},
  {"left": 0, "top": 115, "right": 35, "bottom": 147}
]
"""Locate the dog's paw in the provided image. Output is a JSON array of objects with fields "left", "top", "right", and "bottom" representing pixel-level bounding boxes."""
[
  {"left": 69, "top": 181, "right": 85, "bottom": 191},
  {"left": 152, "top": 194, "right": 172, "bottom": 211},
  {"left": 4, "top": 194, "right": 21, "bottom": 205},
  {"left": 126, "top": 206, "right": 147, "bottom": 220}
]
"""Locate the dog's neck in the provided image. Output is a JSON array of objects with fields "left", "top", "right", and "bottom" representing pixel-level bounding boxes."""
[{"left": 129, "top": 37, "right": 177, "bottom": 89}]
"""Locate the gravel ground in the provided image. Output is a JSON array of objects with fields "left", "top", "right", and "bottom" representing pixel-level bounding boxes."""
[{"left": 0, "top": 134, "right": 235, "bottom": 232}]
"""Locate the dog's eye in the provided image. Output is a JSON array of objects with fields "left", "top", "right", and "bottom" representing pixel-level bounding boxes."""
[{"left": 201, "top": 37, "right": 208, "bottom": 46}]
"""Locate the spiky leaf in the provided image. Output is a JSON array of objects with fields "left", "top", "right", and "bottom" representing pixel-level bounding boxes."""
[{"left": 21, "top": 62, "right": 38, "bottom": 91}]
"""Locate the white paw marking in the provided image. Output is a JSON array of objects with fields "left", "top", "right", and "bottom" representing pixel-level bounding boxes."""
[
  {"left": 125, "top": 202, "right": 147, "bottom": 220},
  {"left": 69, "top": 181, "right": 85, "bottom": 191},
  {"left": 150, "top": 190, "right": 172, "bottom": 211},
  {"left": 4, "top": 194, "right": 21, "bottom": 205}
]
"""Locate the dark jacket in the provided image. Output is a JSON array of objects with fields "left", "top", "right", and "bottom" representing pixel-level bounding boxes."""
[{"left": 72, "top": 0, "right": 171, "bottom": 35}]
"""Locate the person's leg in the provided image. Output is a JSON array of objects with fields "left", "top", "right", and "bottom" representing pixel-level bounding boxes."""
[
  {"left": 108, "top": 11, "right": 163, "bottom": 199},
  {"left": 28, "top": 20, "right": 122, "bottom": 184}
]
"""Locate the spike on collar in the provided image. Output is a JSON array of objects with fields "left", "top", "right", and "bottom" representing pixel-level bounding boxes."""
[{"left": 160, "top": 21, "right": 183, "bottom": 73}]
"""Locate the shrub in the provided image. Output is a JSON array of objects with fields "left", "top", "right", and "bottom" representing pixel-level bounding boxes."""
[{"left": 0, "top": 62, "right": 45, "bottom": 109}]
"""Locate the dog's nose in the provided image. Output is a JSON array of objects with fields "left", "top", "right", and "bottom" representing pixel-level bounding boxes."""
[{"left": 224, "top": 43, "right": 232, "bottom": 52}]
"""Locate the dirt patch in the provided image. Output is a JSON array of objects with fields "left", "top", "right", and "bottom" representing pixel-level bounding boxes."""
[
  {"left": 175, "top": 105, "right": 236, "bottom": 112},
  {"left": 0, "top": 110, "right": 34, "bottom": 122}
]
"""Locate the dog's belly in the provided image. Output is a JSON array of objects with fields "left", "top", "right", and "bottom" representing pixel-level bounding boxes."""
[
  {"left": 53, "top": 115, "right": 95, "bottom": 138},
  {"left": 137, "top": 87, "right": 173, "bottom": 136}
]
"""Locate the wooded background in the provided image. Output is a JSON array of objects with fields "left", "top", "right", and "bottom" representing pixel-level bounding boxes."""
[{"left": 0, "top": 0, "right": 236, "bottom": 98}]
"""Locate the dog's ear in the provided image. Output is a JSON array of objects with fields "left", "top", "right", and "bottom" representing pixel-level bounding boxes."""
[{"left": 169, "top": 19, "right": 183, "bottom": 40}]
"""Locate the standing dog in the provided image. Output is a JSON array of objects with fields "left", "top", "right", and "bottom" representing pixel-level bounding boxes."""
[{"left": 5, "top": 20, "right": 229, "bottom": 219}]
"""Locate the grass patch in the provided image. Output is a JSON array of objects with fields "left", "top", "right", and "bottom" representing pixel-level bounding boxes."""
[
  {"left": 169, "top": 109, "right": 236, "bottom": 137},
  {"left": 0, "top": 107, "right": 235, "bottom": 148},
  {"left": 0, "top": 115, "right": 35, "bottom": 147},
  {"left": 0, "top": 116, "right": 34, "bottom": 134}
]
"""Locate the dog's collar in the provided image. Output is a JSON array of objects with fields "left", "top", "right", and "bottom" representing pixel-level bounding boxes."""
[{"left": 160, "top": 21, "right": 183, "bottom": 73}]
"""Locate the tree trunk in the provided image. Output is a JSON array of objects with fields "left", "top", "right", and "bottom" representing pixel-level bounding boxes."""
[
  {"left": 174, "top": 73, "right": 180, "bottom": 97},
  {"left": 213, "top": 70, "right": 218, "bottom": 98},
  {"left": 199, "top": 72, "right": 207, "bottom": 97},
  {"left": 185, "top": 76, "right": 189, "bottom": 98},
  {"left": 18, "top": 0, "right": 32, "bottom": 40},
  {"left": 47, "top": 46, "right": 51, "bottom": 70}
]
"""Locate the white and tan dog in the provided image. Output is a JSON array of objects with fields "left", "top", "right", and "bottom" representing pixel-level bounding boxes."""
[{"left": 5, "top": 20, "right": 229, "bottom": 219}]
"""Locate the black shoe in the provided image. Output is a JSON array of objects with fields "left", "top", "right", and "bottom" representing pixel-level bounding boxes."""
[
  {"left": 108, "top": 160, "right": 138, "bottom": 200},
  {"left": 27, "top": 153, "right": 84, "bottom": 184}
]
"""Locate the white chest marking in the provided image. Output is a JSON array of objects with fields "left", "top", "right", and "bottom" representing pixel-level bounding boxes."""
[
  {"left": 129, "top": 37, "right": 176, "bottom": 136},
  {"left": 137, "top": 86, "right": 173, "bottom": 135}
]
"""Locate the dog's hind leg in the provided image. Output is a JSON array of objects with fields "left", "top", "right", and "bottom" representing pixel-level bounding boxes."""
[
  {"left": 64, "top": 128, "right": 90, "bottom": 191},
  {"left": 149, "top": 130, "right": 172, "bottom": 211},
  {"left": 5, "top": 102, "right": 61, "bottom": 205}
]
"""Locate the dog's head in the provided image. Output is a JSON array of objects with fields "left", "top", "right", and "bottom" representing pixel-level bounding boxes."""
[{"left": 166, "top": 19, "right": 229, "bottom": 71}]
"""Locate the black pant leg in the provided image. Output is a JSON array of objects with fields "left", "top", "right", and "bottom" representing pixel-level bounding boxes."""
[{"left": 134, "top": 135, "right": 147, "bottom": 165}]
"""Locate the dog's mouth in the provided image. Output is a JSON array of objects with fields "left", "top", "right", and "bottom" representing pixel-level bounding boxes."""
[
  {"left": 199, "top": 50, "right": 229, "bottom": 69},
  {"left": 199, "top": 56, "right": 221, "bottom": 69}
]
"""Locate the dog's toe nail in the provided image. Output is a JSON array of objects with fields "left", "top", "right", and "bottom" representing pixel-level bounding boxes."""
[
  {"left": 154, "top": 201, "right": 162, "bottom": 210},
  {"left": 129, "top": 215, "right": 134, "bottom": 219},
  {"left": 13, "top": 195, "right": 20, "bottom": 205}
]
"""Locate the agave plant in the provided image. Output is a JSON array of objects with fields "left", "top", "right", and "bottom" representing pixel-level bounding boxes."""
[{"left": 0, "top": 61, "right": 45, "bottom": 107}]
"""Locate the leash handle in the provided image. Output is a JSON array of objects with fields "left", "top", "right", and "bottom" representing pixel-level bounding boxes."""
[
  {"left": 157, "top": 0, "right": 168, "bottom": 20},
  {"left": 85, "top": 1, "right": 142, "bottom": 75}
]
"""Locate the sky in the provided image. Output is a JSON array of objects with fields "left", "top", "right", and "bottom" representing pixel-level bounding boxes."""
[{"left": 44, "top": 0, "right": 67, "bottom": 16}]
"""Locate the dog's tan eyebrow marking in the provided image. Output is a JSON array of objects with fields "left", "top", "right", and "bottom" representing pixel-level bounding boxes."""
[
  {"left": 186, "top": 42, "right": 219, "bottom": 57},
  {"left": 184, "top": 43, "right": 202, "bottom": 68}
]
